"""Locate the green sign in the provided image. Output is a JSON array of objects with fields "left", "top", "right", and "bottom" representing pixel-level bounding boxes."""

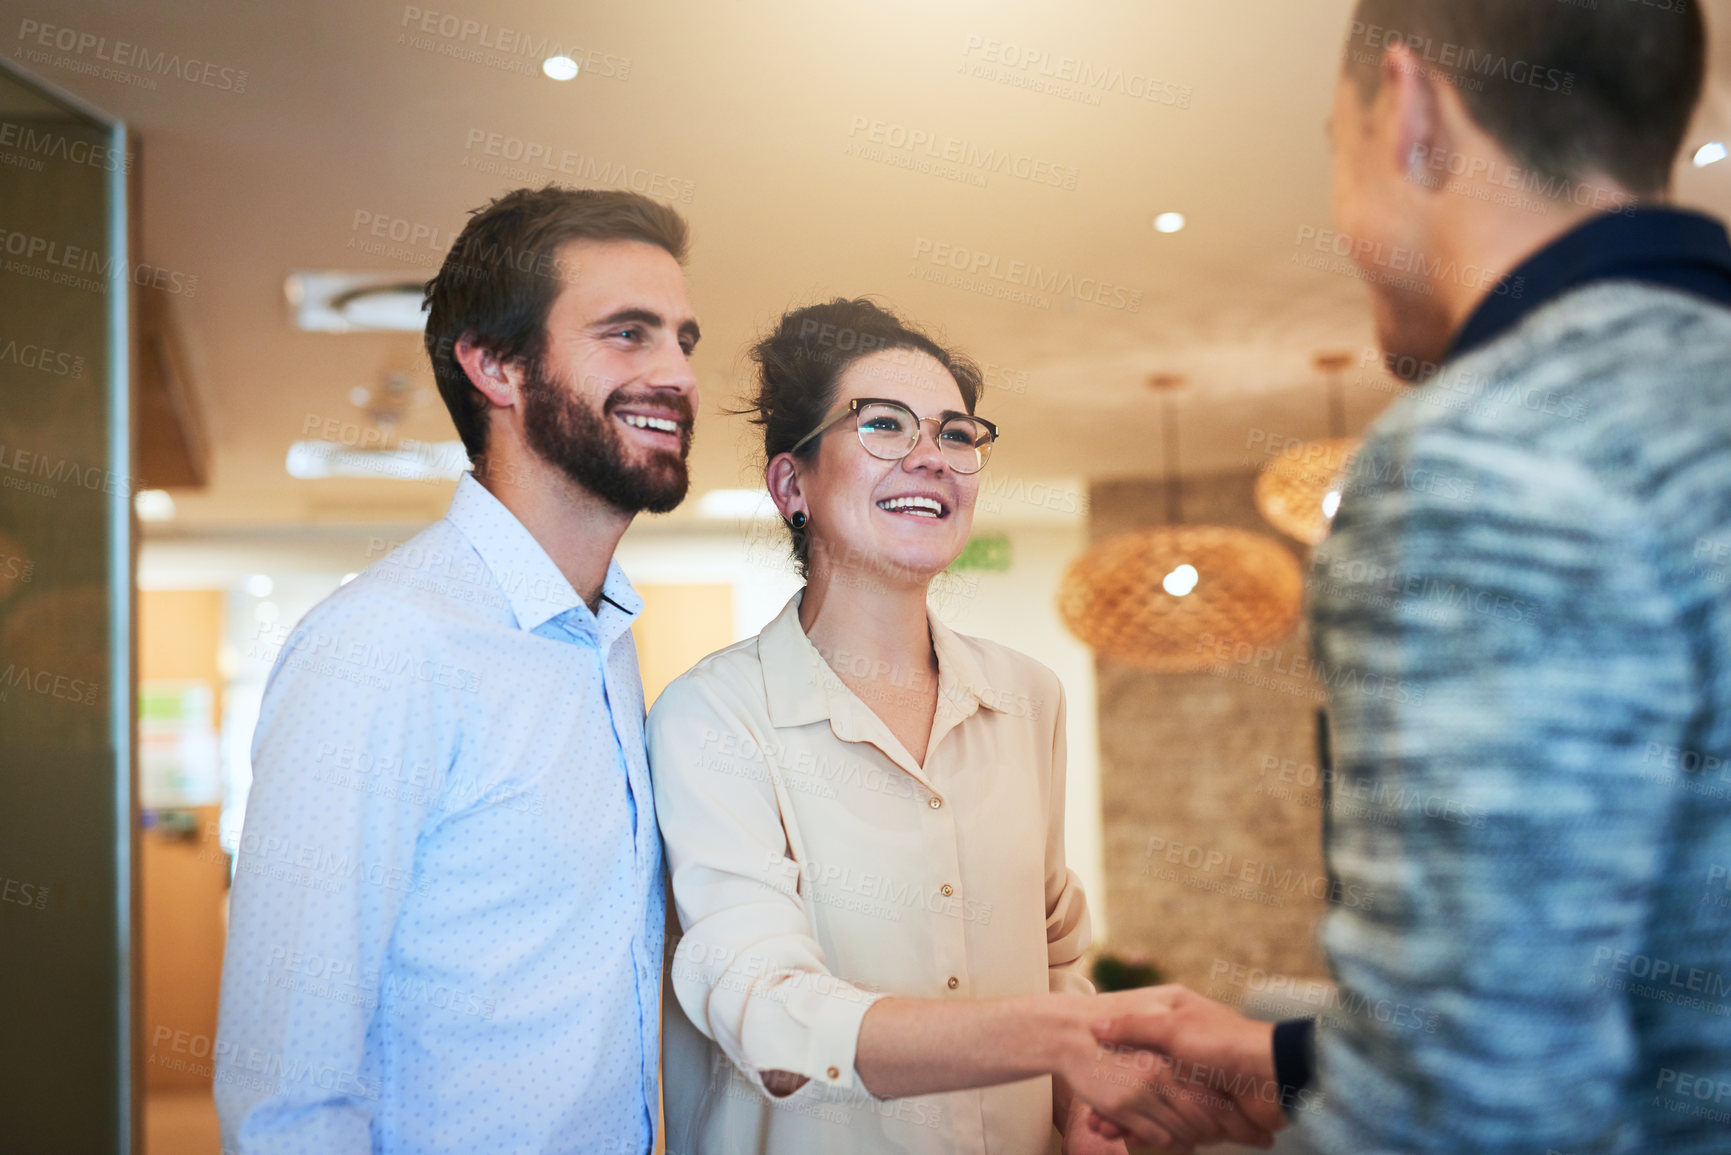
[{"left": 949, "top": 534, "right": 1012, "bottom": 573}]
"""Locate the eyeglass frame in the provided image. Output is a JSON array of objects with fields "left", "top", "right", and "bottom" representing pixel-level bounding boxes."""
[{"left": 786, "top": 397, "right": 1001, "bottom": 474}]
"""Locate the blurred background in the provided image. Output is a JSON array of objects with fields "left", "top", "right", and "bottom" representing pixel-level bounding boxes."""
[{"left": 0, "top": 0, "right": 1726, "bottom": 1151}]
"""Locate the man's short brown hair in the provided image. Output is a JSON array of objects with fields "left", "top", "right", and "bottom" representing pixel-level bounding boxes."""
[
  {"left": 1344, "top": 0, "right": 1706, "bottom": 198},
  {"left": 423, "top": 186, "right": 689, "bottom": 462}
]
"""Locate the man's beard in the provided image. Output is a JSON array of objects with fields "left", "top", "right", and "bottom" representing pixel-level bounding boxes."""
[{"left": 519, "top": 355, "right": 693, "bottom": 515}]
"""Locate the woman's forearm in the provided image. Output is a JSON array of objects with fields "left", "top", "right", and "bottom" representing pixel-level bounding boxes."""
[{"left": 852, "top": 993, "right": 1093, "bottom": 1100}]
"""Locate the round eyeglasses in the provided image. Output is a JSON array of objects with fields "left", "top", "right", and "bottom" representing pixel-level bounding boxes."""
[{"left": 789, "top": 398, "right": 999, "bottom": 475}]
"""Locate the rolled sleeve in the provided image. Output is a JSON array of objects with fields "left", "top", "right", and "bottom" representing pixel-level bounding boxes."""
[
  {"left": 650, "top": 675, "right": 886, "bottom": 1097},
  {"left": 770, "top": 968, "right": 886, "bottom": 1091}
]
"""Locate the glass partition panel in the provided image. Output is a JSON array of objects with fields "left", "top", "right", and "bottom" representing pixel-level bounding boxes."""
[{"left": 0, "top": 58, "right": 132, "bottom": 1152}]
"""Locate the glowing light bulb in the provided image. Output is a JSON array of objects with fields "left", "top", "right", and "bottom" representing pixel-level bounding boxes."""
[
  {"left": 1162, "top": 564, "right": 1199, "bottom": 597},
  {"left": 542, "top": 55, "right": 579, "bottom": 81},
  {"left": 135, "top": 489, "right": 175, "bottom": 521}
]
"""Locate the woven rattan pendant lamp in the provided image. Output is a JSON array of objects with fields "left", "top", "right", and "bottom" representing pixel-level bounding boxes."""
[
  {"left": 1057, "top": 376, "right": 1304, "bottom": 673},
  {"left": 1255, "top": 352, "right": 1360, "bottom": 546}
]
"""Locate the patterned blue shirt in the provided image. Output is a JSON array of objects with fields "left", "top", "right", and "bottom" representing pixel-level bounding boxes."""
[
  {"left": 1301, "top": 268, "right": 1731, "bottom": 1150},
  {"left": 216, "top": 473, "right": 663, "bottom": 1155}
]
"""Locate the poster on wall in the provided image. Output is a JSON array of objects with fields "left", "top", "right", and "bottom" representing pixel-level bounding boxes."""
[{"left": 140, "top": 679, "right": 221, "bottom": 810}]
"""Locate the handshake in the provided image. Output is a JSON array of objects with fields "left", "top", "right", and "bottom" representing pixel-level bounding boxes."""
[{"left": 1054, "top": 985, "right": 1288, "bottom": 1154}]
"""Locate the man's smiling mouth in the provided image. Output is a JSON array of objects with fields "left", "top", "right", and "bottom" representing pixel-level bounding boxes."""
[{"left": 620, "top": 413, "right": 681, "bottom": 435}]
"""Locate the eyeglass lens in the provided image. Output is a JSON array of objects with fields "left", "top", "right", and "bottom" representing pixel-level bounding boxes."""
[{"left": 855, "top": 402, "right": 993, "bottom": 474}]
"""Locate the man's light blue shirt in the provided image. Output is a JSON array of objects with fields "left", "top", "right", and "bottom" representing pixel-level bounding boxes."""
[{"left": 216, "top": 473, "right": 663, "bottom": 1154}]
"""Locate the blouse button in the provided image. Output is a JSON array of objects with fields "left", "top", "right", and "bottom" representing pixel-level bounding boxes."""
[
  {"left": 940, "top": 884, "right": 954, "bottom": 896},
  {"left": 929, "top": 797, "right": 942, "bottom": 809},
  {"left": 947, "top": 976, "right": 959, "bottom": 990},
  {"left": 827, "top": 1066, "right": 840, "bottom": 1080}
]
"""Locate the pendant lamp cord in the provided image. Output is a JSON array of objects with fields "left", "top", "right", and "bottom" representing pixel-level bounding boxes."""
[
  {"left": 1327, "top": 369, "right": 1346, "bottom": 440},
  {"left": 1162, "top": 391, "right": 1182, "bottom": 526}
]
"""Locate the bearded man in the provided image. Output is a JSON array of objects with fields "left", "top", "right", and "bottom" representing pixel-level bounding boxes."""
[{"left": 215, "top": 187, "right": 700, "bottom": 1155}]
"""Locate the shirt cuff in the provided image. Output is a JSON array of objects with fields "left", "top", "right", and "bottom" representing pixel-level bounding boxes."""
[
  {"left": 802, "top": 983, "right": 888, "bottom": 1096},
  {"left": 1272, "top": 1017, "right": 1316, "bottom": 1115}
]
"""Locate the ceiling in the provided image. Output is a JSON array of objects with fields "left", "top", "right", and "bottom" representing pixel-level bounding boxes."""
[{"left": 10, "top": 0, "right": 1731, "bottom": 534}]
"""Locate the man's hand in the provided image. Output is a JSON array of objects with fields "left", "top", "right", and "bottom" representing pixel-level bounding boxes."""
[
  {"left": 1084, "top": 985, "right": 1287, "bottom": 1143},
  {"left": 1050, "top": 988, "right": 1277, "bottom": 1151},
  {"left": 1059, "top": 1088, "right": 1131, "bottom": 1155}
]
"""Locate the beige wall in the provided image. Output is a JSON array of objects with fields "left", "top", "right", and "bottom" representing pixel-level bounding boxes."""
[
  {"left": 634, "top": 583, "right": 735, "bottom": 708},
  {"left": 1092, "top": 472, "right": 1331, "bottom": 1003}
]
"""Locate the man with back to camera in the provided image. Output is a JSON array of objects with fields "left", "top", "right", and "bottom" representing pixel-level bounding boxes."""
[
  {"left": 1087, "top": 1, "right": 1731, "bottom": 1152},
  {"left": 214, "top": 187, "right": 701, "bottom": 1153}
]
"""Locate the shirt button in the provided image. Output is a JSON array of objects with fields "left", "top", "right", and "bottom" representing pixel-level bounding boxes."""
[
  {"left": 940, "top": 884, "right": 954, "bottom": 896},
  {"left": 827, "top": 1066, "right": 840, "bottom": 1080},
  {"left": 947, "top": 976, "right": 959, "bottom": 990},
  {"left": 929, "top": 797, "right": 942, "bottom": 809}
]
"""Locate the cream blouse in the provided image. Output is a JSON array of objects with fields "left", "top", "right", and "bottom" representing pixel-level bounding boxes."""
[{"left": 648, "top": 591, "right": 1093, "bottom": 1155}]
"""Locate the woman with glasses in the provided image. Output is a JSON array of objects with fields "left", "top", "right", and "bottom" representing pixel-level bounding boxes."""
[{"left": 647, "top": 300, "right": 1247, "bottom": 1155}]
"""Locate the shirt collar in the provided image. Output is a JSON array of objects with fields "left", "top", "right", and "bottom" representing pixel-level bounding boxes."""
[
  {"left": 757, "top": 589, "right": 1003, "bottom": 732},
  {"left": 443, "top": 472, "right": 642, "bottom": 641},
  {"left": 1448, "top": 206, "right": 1731, "bottom": 362}
]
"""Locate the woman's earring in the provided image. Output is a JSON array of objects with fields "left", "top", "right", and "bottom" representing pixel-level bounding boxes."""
[{"left": 789, "top": 510, "right": 808, "bottom": 529}]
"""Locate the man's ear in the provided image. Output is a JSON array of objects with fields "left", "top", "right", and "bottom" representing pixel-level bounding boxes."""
[
  {"left": 1381, "top": 42, "right": 1446, "bottom": 187},
  {"left": 766, "top": 453, "right": 806, "bottom": 523},
  {"left": 453, "top": 336, "right": 525, "bottom": 410}
]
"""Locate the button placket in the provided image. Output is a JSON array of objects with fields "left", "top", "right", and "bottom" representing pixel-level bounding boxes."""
[{"left": 926, "top": 774, "right": 969, "bottom": 1002}]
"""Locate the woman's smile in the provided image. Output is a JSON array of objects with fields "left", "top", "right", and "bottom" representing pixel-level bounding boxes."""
[{"left": 875, "top": 493, "right": 951, "bottom": 520}]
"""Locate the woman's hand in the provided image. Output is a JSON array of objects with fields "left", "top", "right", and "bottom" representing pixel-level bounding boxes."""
[
  {"left": 846, "top": 990, "right": 1265, "bottom": 1148},
  {"left": 1060, "top": 1088, "right": 1133, "bottom": 1155},
  {"left": 1052, "top": 989, "right": 1277, "bottom": 1151},
  {"left": 1046, "top": 996, "right": 1220, "bottom": 1150},
  {"left": 1089, "top": 985, "right": 1285, "bottom": 1140}
]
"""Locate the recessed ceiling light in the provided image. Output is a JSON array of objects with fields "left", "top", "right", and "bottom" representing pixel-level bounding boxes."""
[
  {"left": 245, "top": 574, "right": 275, "bottom": 598},
  {"left": 135, "top": 489, "right": 176, "bottom": 521},
  {"left": 1694, "top": 142, "right": 1727, "bottom": 168},
  {"left": 542, "top": 55, "right": 579, "bottom": 81},
  {"left": 286, "top": 439, "right": 468, "bottom": 481},
  {"left": 330, "top": 284, "right": 428, "bottom": 331},
  {"left": 1153, "top": 212, "right": 1186, "bottom": 234},
  {"left": 287, "top": 272, "right": 430, "bottom": 333}
]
